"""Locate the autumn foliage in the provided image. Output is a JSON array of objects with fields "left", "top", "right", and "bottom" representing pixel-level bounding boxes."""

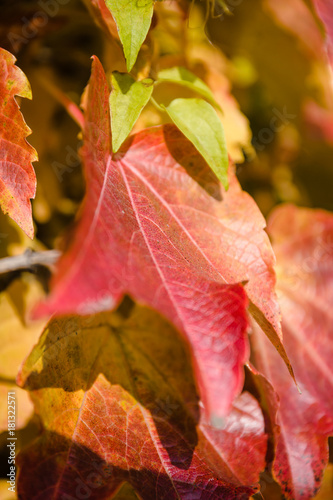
[{"left": 0, "top": 1, "right": 333, "bottom": 499}]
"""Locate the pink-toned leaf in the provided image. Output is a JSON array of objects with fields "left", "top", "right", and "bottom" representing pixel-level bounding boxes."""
[
  {"left": 303, "top": 99, "right": 333, "bottom": 144},
  {"left": 0, "top": 48, "right": 37, "bottom": 238},
  {"left": 17, "top": 306, "right": 267, "bottom": 499},
  {"left": 251, "top": 204, "right": 333, "bottom": 500},
  {"left": 263, "top": 0, "right": 325, "bottom": 61},
  {"left": 36, "top": 56, "right": 292, "bottom": 420},
  {"left": 312, "top": 0, "right": 333, "bottom": 72}
]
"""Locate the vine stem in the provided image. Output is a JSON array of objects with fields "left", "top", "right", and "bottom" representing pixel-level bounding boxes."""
[{"left": 150, "top": 96, "right": 165, "bottom": 113}]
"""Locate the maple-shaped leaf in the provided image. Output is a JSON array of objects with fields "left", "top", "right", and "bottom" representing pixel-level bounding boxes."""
[
  {"left": 36, "top": 56, "right": 292, "bottom": 420},
  {"left": 17, "top": 305, "right": 267, "bottom": 499},
  {"left": 250, "top": 204, "right": 333, "bottom": 500},
  {"left": 0, "top": 48, "right": 37, "bottom": 239}
]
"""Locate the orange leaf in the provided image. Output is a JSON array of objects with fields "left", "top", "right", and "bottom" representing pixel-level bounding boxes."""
[{"left": 0, "top": 48, "right": 37, "bottom": 238}]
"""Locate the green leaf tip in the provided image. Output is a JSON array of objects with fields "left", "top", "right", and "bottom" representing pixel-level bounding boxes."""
[
  {"left": 105, "top": 0, "right": 154, "bottom": 71},
  {"left": 109, "top": 71, "right": 154, "bottom": 153},
  {"left": 163, "top": 98, "right": 229, "bottom": 189}
]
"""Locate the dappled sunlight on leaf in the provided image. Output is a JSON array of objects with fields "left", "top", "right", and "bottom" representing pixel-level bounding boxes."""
[{"left": 17, "top": 304, "right": 267, "bottom": 499}]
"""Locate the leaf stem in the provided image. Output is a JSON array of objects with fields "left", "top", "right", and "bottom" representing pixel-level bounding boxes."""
[{"left": 150, "top": 96, "right": 165, "bottom": 113}]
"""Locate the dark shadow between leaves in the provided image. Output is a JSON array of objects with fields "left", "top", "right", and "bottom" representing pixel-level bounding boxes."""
[
  {"left": 163, "top": 124, "right": 224, "bottom": 202},
  {"left": 116, "top": 124, "right": 223, "bottom": 201}
]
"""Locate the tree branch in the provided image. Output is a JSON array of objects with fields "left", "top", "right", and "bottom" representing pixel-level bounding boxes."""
[{"left": 0, "top": 249, "right": 61, "bottom": 275}]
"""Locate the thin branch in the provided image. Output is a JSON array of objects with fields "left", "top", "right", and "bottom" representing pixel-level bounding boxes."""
[{"left": 0, "top": 250, "right": 61, "bottom": 275}]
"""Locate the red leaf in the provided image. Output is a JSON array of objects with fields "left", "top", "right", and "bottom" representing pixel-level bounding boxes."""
[
  {"left": 83, "top": 0, "right": 120, "bottom": 41},
  {"left": 17, "top": 306, "right": 267, "bottom": 499},
  {"left": 251, "top": 204, "right": 333, "bottom": 500},
  {"left": 36, "top": 56, "right": 291, "bottom": 420},
  {"left": 0, "top": 48, "right": 37, "bottom": 238},
  {"left": 263, "top": 0, "right": 325, "bottom": 61}
]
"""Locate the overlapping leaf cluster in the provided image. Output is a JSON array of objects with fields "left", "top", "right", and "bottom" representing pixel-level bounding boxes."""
[{"left": 0, "top": 1, "right": 333, "bottom": 499}]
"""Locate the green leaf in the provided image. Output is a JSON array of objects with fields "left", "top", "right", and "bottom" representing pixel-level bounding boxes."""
[
  {"left": 163, "top": 98, "right": 229, "bottom": 189},
  {"left": 157, "top": 67, "right": 221, "bottom": 110},
  {"left": 109, "top": 72, "right": 154, "bottom": 152},
  {"left": 105, "top": 0, "right": 154, "bottom": 71}
]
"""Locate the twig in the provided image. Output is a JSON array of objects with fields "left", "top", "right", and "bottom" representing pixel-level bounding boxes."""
[{"left": 0, "top": 249, "right": 61, "bottom": 275}]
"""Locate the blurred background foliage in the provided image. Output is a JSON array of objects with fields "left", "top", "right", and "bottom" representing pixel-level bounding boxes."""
[
  {"left": 207, "top": 0, "right": 333, "bottom": 215},
  {"left": 0, "top": 0, "right": 333, "bottom": 498}
]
